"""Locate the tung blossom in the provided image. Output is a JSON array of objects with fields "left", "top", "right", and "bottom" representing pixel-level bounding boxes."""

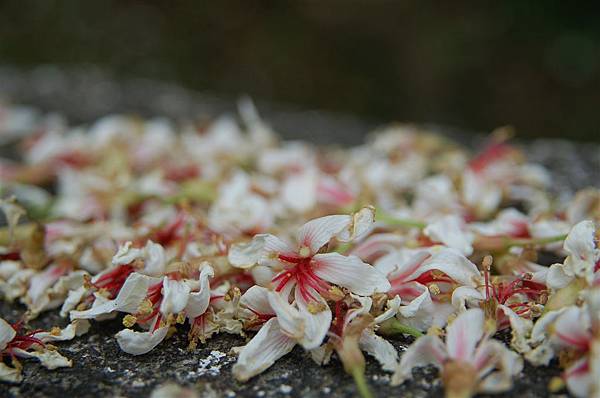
[
  {"left": 392, "top": 308, "right": 523, "bottom": 398},
  {"left": 228, "top": 206, "right": 390, "bottom": 323}
]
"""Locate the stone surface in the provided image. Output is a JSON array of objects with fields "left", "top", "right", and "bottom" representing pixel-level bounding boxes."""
[{"left": 0, "top": 67, "right": 597, "bottom": 397}]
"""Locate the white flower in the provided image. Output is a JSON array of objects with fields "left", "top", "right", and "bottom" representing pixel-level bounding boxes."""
[
  {"left": 229, "top": 207, "right": 389, "bottom": 347},
  {"left": 375, "top": 247, "right": 479, "bottom": 330},
  {"left": 392, "top": 308, "right": 523, "bottom": 397},
  {"left": 546, "top": 220, "right": 599, "bottom": 290}
]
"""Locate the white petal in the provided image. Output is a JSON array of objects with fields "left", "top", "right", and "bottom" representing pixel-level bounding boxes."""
[
  {"left": 0, "top": 362, "right": 21, "bottom": 383},
  {"left": 424, "top": 215, "right": 474, "bottom": 256},
  {"left": 160, "top": 277, "right": 191, "bottom": 316},
  {"left": 33, "top": 319, "right": 90, "bottom": 342},
  {"left": 112, "top": 241, "right": 143, "bottom": 266},
  {"left": 281, "top": 170, "right": 317, "bottom": 213},
  {"left": 313, "top": 253, "right": 390, "bottom": 295},
  {"left": 546, "top": 263, "right": 574, "bottom": 291},
  {"left": 336, "top": 206, "right": 376, "bottom": 242},
  {"left": 228, "top": 234, "right": 293, "bottom": 269},
  {"left": 451, "top": 286, "right": 485, "bottom": 311},
  {"left": 185, "top": 265, "right": 214, "bottom": 320},
  {"left": 13, "top": 348, "right": 72, "bottom": 369},
  {"left": 446, "top": 308, "right": 484, "bottom": 362},
  {"left": 360, "top": 329, "right": 398, "bottom": 372},
  {"left": 297, "top": 214, "right": 352, "bottom": 253},
  {"left": 116, "top": 326, "right": 169, "bottom": 355},
  {"left": 70, "top": 272, "right": 152, "bottom": 319},
  {"left": 267, "top": 292, "right": 304, "bottom": 339},
  {"left": 143, "top": 240, "right": 167, "bottom": 276},
  {"left": 391, "top": 335, "right": 447, "bottom": 385},
  {"left": 232, "top": 317, "right": 296, "bottom": 381},
  {"left": 0, "top": 317, "right": 16, "bottom": 350},
  {"left": 240, "top": 285, "right": 274, "bottom": 317},
  {"left": 295, "top": 289, "right": 332, "bottom": 350},
  {"left": 416, "top": 248, "right": 480, "bottom": 287},
  {"left": 373, "top": 295, "right": 402, "bottom": 324},
  {"left": 563, "top": 220, "right": 598, "bottom": 283},
  {"left": 477, "top": 340, "right": 523, "bottom": 393},
  {"left": 564, "top": 357, "right": 592, "bottom": 398},
  {"left": 497, "top": 304, "right": 533, "bottom": 353}
]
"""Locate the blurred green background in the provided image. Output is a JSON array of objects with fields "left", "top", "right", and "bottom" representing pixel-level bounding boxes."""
[{"left": 1, "top": 1, "right": 599, "bottom": 141}]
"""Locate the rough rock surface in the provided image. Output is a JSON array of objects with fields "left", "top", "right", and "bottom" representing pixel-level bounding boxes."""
[{"left": 0, "top": 67, "right": 597, "bottom": 397}]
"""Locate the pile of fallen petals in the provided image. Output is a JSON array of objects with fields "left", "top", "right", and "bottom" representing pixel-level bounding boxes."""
[{"left": 0, "top": 100, "right": 598, "bottom": 397}]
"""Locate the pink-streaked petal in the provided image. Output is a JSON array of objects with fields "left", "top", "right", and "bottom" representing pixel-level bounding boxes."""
[
  {"left": 297, "top": 214, "right": 352, "bottom": 253},
  {"left": 350, "top": 233, "right": 406, "bottom": 262},
  {"left": 477, "top": 340, "right": 523, "bottom": 393},
  {"left": 240, "top": 285, "right": 274, "bottom": 317},
  {"left": 391, "top": 335, "right": 447, "bottom": 385},
  {"left": 564, "top": 357, "right": 592, "bottom": 398},
  {"left": 232, "top": 317, "right": 296, "bottom": 381},
  {"left": 446, "top": 308, "right": 484, "bottom": 362},
  {"left": 411, "top": 248, "right": 480, "bottom": 287},
  {"left": 551, "top": 306, "right": 591, "bottom": 351},
  {"left": 313, "top": 253, "right": 391, "bottom": 296}
]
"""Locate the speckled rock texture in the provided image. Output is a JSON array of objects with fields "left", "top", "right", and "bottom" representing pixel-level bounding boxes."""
[{"left": 0, "top": 67, "right": 598, "bottom": 398}]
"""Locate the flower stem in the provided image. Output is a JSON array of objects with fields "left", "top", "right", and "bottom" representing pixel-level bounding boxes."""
[
  {"left": 351, "top": 367, "right": 374, "bottom": 398},
  {"left": 378, "top": 318, "right": 423, "bottom": 338},
  {"left": 507, "top": 234, "right": 567, "bottom": 247},
  {"left": 375, "top": 212, "right": 426, "bottom": 229}
]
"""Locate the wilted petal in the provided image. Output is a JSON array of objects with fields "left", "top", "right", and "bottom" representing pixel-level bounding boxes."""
[
  {"left": 313, "top": 253, "right": 390, "bottom": 296},
  {"left": 33, "top": 319, "right": 90, "bottom": 342},
  {"left": 497, "top": 304, "right": 533, "bottom": 353},
  {"left": 563, "top": 220, "right": 598, "bottom": 283},
  {"left": 373, "top": 295, "right": 401, "bottom": 324},
  {"left": 546, "top": 263, "right": 574, "bottom": 291},
  {"left": 160, "top": 277, "right": 191, "bottom": 317},
  {"left": 391, "top": 335, "right": 447, "bottom": 385},
  {"left": 336, "top": 206, "right": 376, "bottom": 242},
  {"left": 477, "top": 340, "right": 523, "bottom": 393},
  {"left": 451, "top": 286, "right": 484, "bottom": 312},
  {"left": 112, "top": 241, "right": 143, "bottom": 266},
  {"left": 424, "top": 215, "right": 474, "bottom": 256},
  {"left": 116, "top": 325, "right": 169, "bottom": 355},
  {"left": 13, "top": 348, "right": 72, "bottom": 369},
  {"left": 232, "top": 317, "right": 296, "bottom": 381},
  {"left": 228, "top": 234, "right": 293, "bottom": 269},
  {"left": 185, "top": 265, "right": 214, "bottom": 320},
  {"left": 143, "top": 240, "right": 167, "bottom": 276},
  {"left": 0, "top": 317, "right": 16, "bottom": 350},
  {"left": 70, "top": 273, "right": 152, "bottom": 319},
  {"left": 360, "top": 329, "right": 398, "bottom": 372},
  {"left": 295, "top": 288, "right": 331, "bottom": 350},
  {"left": 0, "top": 362, "right": 21, "bottom": 383},
  {"left": 446, "top": 308, "right": 484, "bottom": 362}
]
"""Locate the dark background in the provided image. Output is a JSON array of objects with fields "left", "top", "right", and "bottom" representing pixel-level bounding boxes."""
[{"left": 1, "top": 1, "right": 599, "bottom": 141}]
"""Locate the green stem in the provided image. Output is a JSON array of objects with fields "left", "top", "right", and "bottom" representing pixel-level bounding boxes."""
[
  {"left": 507, "top": 234, "right": 567, "bottom": 247},
  {"left": 375, "top": 212, "right": 426, "bottom": 229},
  {"left": 351, "top": 367, "right": 374, "bottom": 398},
  {"left": 378, "top": 318, "right": 424, "bottom": 338}
]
